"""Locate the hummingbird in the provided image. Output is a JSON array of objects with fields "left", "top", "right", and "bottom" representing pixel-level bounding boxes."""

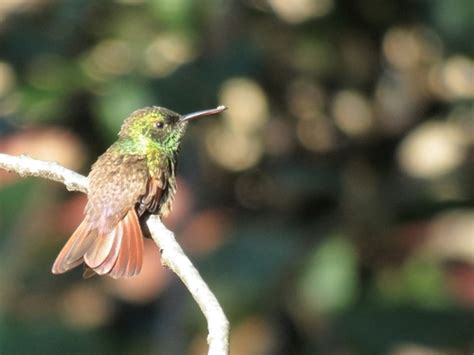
[{"left": 52, "top": 105, "right": 226, "bottom": 278}]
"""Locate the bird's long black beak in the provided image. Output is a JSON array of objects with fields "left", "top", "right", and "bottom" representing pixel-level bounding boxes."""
[{"left": 180, "top": 105, "right": 227, "bottom": 122}]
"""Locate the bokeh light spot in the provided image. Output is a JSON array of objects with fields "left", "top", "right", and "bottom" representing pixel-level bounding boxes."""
[
  {"left": 442, "top": 55, "right": 474, "bottom": 99},
  {"left": 397, "top": 120, "right": 466, "bottom": 179},
  {"left": 332, "top": 90, "right": 374, "bottom": 137},
  {"left": 268, "top": 0, "right": 334, "bottom": 24},
  {"left": 0, "top": 61, "right": 16, "bottom": 97},
  {"left": 0, "top": 128, "right": 86, "bottom": 171},
  {"left": 425, "top": 210, "right": 474, "bottom": 264},
  {"left": 219, "top": 77, "right": 269, "bottom": 134},
  {"left": 144, "top": 32, "right": 197, "bottom": 78},
  {"left": 383, "top": 26, "right": 442, "bottom": 69},
  {"left": 82, "top": 40, "right": 133, "bottom": 80},
  {"left": 59, "top": 284, "right": 113, "bottom": 329},
  {"left": 297, "top": 236, "right": 358, "bottom": 314},
  {"left": 206, "top": 125, "right": 263, "bottom": 171},
  {"left": 105, "top": 239, "right": 171, "bottom": 303}
]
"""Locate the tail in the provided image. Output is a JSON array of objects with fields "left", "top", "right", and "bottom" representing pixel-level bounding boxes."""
[{"left": 52, "top": 209, "right": 144, "bottom": 279}]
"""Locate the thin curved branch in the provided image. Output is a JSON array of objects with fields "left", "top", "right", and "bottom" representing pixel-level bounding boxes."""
[
  {"left": 148, "top": 216, "right": 230, "bottom": 355},
  {"left": 0, "top": 153, "right": 88, "bottom": 193},
  {"left": 0, "top": 152, "right": 229, "bottom": 355}
]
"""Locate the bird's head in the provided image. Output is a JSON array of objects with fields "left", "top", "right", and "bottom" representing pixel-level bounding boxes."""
[{"left": 119, "top": 105, "right": 226, "bottom": 153}]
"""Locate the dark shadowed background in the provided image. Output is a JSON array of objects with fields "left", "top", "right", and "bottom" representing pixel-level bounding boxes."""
[{"left": 0, "top": 0, "right": 473, "bottom": 354}]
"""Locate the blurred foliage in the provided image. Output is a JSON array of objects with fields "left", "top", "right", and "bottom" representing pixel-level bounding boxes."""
[{"left": 0, "top": 0, "right": 473, "bottom": 354}]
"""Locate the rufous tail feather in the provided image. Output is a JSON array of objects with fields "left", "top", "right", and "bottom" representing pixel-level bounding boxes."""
[{"left": 52, "top": 209, "right": 144, "bottom": 278}]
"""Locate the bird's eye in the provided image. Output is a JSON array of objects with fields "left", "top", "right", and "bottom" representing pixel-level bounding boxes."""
[{"left": 155, "top": 122, "right": 164, "bottom": 129}]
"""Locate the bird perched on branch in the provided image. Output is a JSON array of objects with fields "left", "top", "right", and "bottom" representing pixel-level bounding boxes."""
[{"left": 52, "top": 105, "right": 226, "bottom": 278}]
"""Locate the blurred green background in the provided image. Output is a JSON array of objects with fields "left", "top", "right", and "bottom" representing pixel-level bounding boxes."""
[{"left": 0, "top": 0, "right": 473, "bottom": 354}]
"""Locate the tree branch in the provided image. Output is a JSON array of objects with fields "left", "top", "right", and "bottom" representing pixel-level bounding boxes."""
[
  {"left": 0, "top": 152, "right": 229, "bottom": 355},
  {"left": 0, "top": 153, "right": 88, "bottom": 193}
]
